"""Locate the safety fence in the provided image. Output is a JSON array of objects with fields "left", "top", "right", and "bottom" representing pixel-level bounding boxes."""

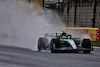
[
  {"left": 63, "top": 0, "right": 100, "bottom": 27},
  {"left": 97, "top": 28, "right": 100, "bottom": 41},
  {"left": 42, "top": 0, "right": 100, "bottom": 27}
]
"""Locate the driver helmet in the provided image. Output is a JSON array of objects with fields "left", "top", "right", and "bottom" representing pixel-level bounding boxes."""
[
  {"left": 61, "top": 30, "right": 67, "bottom": 39},
  {"left": 61, "top": 30, "right": 66, "bottom": 35},
  {"left": 61, "top": 30, "right": 66, "bottom": 32}
]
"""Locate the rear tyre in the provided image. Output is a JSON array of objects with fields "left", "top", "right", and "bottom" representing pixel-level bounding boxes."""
[
  {"left": 82, "top": 39, "right": 91, "bottom": 53},
  {"left": 38, "top": 38, "right": 43, "bottom": 51},
  {"left": 38, "top": 41, "right": 41, "bottom": 51},
  {"left": 38, "top": 38, "right": 48, "bottom": 51}
]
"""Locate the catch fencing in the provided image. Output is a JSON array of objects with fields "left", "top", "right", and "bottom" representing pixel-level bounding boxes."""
[{"left": 63, "top": 0, "right": 100, "bottom": 27}]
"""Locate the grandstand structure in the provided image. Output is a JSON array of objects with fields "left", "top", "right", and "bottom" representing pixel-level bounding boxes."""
[
  {"left": 62, "top": 0, "right": 100, "bottom": 27},
  {"left": 15, "top": 0, "right": 100, "bottom": 27},
  {"left": 41, "top": 0, "right": 100, "bottom": 28}
]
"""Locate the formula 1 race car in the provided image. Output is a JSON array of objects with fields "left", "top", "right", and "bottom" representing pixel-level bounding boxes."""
[{"left": 38, "top": 33, "right": 93, "bottom": 53}]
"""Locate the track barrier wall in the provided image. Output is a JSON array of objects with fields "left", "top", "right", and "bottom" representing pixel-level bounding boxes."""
[
  {"left": 65, "top": 27, "right": 99, "bottom": 41},
  {"left": 97, "top": 28, "right": 100, "bottom": 41}
]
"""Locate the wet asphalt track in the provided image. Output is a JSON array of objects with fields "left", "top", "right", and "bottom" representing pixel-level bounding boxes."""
[{"left": 0, "top": 45, "right": 100, "bottom": 67}]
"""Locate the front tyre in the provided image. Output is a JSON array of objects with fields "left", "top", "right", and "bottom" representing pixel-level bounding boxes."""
[
  {"left": 82, "top": 39, "right": 91, "bottom": 53},
  {"left": 51, "top": 43, "right": 57, "bottom": 53},
  {"left": 83, "top": 50, "right": 91, "bottom": 53}
]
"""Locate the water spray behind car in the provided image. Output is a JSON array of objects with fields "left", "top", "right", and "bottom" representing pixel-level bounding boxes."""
[{"left": 0, "top": 0, "right": 65, "bottom": 51}]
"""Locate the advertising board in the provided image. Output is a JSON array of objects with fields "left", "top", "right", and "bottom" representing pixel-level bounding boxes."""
[{"left": 65, "top": 27, "right": 98, "bottom": 41}]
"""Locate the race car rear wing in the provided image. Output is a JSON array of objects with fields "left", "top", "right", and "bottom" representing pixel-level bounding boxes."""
[
  {"left": 44, "top": 33, "right": 72, "bottom": 39},
  {"left": 44, "top": 33, "right": 60, "bottom": 37}
]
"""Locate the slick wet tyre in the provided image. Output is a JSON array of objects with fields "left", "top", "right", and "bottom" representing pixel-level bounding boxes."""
[
  {"left": 38, "top": 38, "right": 48, "bottom": 51},
  {"left": 51, "top": 43, "right": 57, "bottom": 53},
  {"left": 83, "top": 50, "right": 91, "bottom": 53},
  {"left": 50, "top": 39, "right": 58, "bottom": 53},
  {"left": 82, "top": 39, "right": 91, "bottom": 53},
  {"left": 38, "top": 38, "right": 43, "bottom": 51}
]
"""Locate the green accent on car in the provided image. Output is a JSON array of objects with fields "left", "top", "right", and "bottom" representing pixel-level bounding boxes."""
[{"left": 62, "top": 36, "right": 68, "bottom": 39}]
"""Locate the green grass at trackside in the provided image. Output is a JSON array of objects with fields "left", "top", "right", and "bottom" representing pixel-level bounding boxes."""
[{"left": 91, "top": 41, "right": 100, "bottom": 47}]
